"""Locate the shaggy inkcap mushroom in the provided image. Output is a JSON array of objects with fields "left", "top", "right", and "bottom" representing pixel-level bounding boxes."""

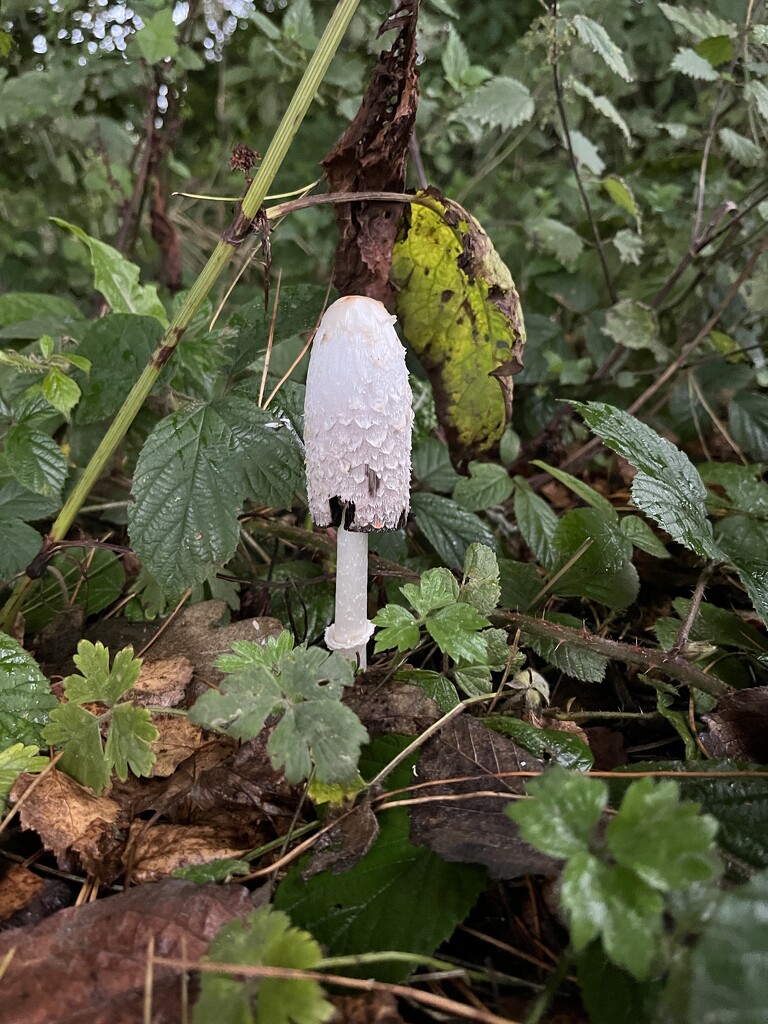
[{"left": 304, "top": 295, "right": 413, "bottom": 668}]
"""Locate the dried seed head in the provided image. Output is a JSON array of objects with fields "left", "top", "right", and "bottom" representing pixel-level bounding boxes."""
[{"left": 304, "top": 295, "right": 413, "bottom": 531}]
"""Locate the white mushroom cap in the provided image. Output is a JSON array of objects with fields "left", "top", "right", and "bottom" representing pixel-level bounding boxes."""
[{"left": 304, "top": 295, "right": 413, "bottom": 532}]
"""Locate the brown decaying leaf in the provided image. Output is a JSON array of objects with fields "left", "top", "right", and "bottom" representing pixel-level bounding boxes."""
[
  {"left": 0, "top": 878, "right": 261, "bottom": 1024},
  {"left": 330, "top": 991, "right": 405, "bottom": 1024},
  {"left": 0, "top": 863, "right": 44, "bottom": 923},
  {"left": 409, "top": 716, "right": 557, "bottom": 879},
  {"left": 321, "top": 0, "right": 419, "bottom": 304},
  {"left": 12, "top": 769, "right": 127, "bottom": 882},
  {"left": 149, "top": 715, "right": 205, "bottom": 777},
  {"left": 123, "top": 822, "right": 253, "bottom": 883},
  {"left": 344, "top": 680, "right": 442, "bottom": 737},
  {"left": 701, "top": 685, "right": 768, "bottom": 762},
  {"left": 128, "top": 655, "right": 194, "bottom": 707},
  {"left": 303, "top": 796, "right": 380, "bottom": 878}
]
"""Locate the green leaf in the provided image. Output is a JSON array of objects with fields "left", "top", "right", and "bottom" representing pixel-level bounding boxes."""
[
  {"left": 747, "top": 81, "right": 768, "bottom": 126},
  {"left": 523, "top": 612, "right": 609, "bottom": 683},
  {"left": 41, "top": 367, "right": 81, "bottom": 418},
  {"left": 270, "top": 699, "right": 368, "bottom": 785},
  {"left": 0, "top": 743, "right": 48, "bottom": 806},
  {"left": 441, "top": 26, "right": 469, "bottom": 87},
  {"left": 572, "top": 81, "right": 633, "bottom": 145},
  {"left": 43, "top": 702, "right": 110, "bottom": 793},
  {"left": 23, "top": 548, "right": 125, "bottom": 635},
  {"left": 719, "top": 128, "right": 762, "bottom": 167},
  {"left": 5, "top": 425, "right": 67, "bottom": 500},
  {"left": 671, "top": 47, "right": 719, "bottom": 80},
  {"left": 453, "top": 461, "right": 513, "bottom": 512},
  {"left": 0, "top": 518, "right": 43, "bottom": 581},
  {"left": 134, "top": 9, "right": 179, "bottom": 63},
  {"left": 551, "top": 508, "right": 639, "bottom": 610},
  {"left": 215, "top": 632, "right": 296, "bottom": 674},
  {"left": 453, "top": 663, "right": 493, "bottom": 697},
  {"left": 0, "top": 633, "right": 57, "bottom": 746},
  {"left": 50, "top": 219, "right": 168, "bottom": 323},
  {"left": 697, "top": 34, "right": 734, "bottom": 66},
  {"left": 513, "top": 479, "right": 559, "bottom": 567},
  {"left": 400, "top": 567, "right": 458, "bottom": 617},
  {"left": 569, "top": 130, "right": 605, "bottom": 175},
  {"left": 130, "top": 396, "right": 304, "bottom": 594},
  {"left": 412, "top": 438, "right": 460, "bottom": 493},
  {"left": 530, "top": 460, "right": 617, "bottom": 520},
  {"left": 572, "top": 15, "right": 632, "bottom": 81},
  {"left": 607, "top": 778, "right": 719, "bottom": 891},
  {"left": 563, "top": 856, "right": 664, "bottom": 979},
  {"left": 619, "top": 516, "right": 670, "bottom": 559},
  {"left": 194, "top": 907, "right": 332, "bottom": 1024},
  {"left": 602, "top": 299, "right": 663, "bottom": 360},
  {"left": 75, "top": 315, "right": 164, "bottom": 424},
  {"left": 105, "top": 704, "right": 158, "bottom": 781},
  {"left": 612, "top": 230, "right": 644, "bottom": 266},
  {"left": 64, "top": 641, "right": 142, "bottom": 705},
  {"left": 0, "top": 293, "right": 83, "bottom": 328},
  {"left": 658, "top": 4, "right": 737, "bottom": 42},
  {"left": 486, "top": 716, "right": 594, "bottom": 770},
  {"left": 728, "top": 392, "right": 768, "bottom": 462},
  {"left": 391, "top": 191, "right": 525, "bottom": 461},
  {"left": 275, "top": 736, "right": 487, "bottom": 983},
  {"left": 394, "top": 669, "right": 460, "bottom": 713},
  {"left": 572, "top": 402, "right": 722, "bottom": 560},
  {"left": 189, "top": 665, "right": 282, "bottom": 740},
  {"left": 664, "top": 871, "right": 768, "bottom": 1024},
  {"left": 577, "top": 941, "right": 662, "bottom": 1024},
  {"left": 507, "top": 768, "right": 607, "bottom": 858},
  {"left": 461, "top": 543, "right": 501, "bottom": 615},
  {"left": 457, "top": 76, "right": 534, "bottom": 131},
  {"left": 425, "top": 604, "right": 490, "bottom": 663},
  {"left": 410, "top": 493, "right": 496, "bottom": 569},
  {"left": 528, "top": 218, "right": 584, "bottom": 267},
  {"left": 372, "top": 605, "right": 421, "bottom": 653},
  {"left": 499, "top": 558, "right": 545, "bottom": 612}
]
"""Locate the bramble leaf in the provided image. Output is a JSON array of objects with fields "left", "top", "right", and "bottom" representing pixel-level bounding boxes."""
[
  {"left": 194, "top": 907, "right": 332, "bottom": 1024},
  {"left": 0, "top": 743, "right": 48, "bottom": 806},
  {"left": 400, "top": 567, "right": 458, "bottom": 617},
  {"left": 461, "top": 543, "right": 501, "bottom": 615},
  {"left": 426, "top": 604, "right": 490, "bottom": 663},
  {"left": 5, "top": 425, "right": 67, "bottom": 500},
  {"left": 0, "top": 632, "right": 57, "bottom": 746}
]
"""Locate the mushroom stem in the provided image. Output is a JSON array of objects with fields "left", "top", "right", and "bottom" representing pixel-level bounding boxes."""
[{"left": 324, "top": 522, "right": 373, "bottom": 669}]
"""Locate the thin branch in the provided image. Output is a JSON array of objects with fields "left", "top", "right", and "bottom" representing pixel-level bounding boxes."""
[
  {"left": 691, "top": 85, "right": 728, "bottom": 245},
  {"left": 500, "top": 611, "right": 730, "bottom": 698},
  {"left": 668, "top": 561, "right": 715, "bottom": 658}
]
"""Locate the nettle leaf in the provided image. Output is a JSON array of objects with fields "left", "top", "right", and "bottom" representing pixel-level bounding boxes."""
[
  {"left": 620, "top": 516, "right": 670, "bottom": 559},
  {"left": 412, "top": 438, "right": 459, "bottom": 493},
  {"left": 572, "top": 81, "right": 632, "bottom": 145},
  {"left": 658, "top": 3, "right": 737, "bottom": 42},
  {"left": 568, "top": 130, "right": 605, "bottom": 175},
  {"left": 275, "top": 736, "right": 487, "bottom": 983},
  {"left": 572, "top": 15, "right": 632, "bottom": 81},
  {"left": 573, "top": 402, "right": 722, "bottom": 561},
  {"left": 411, "top": 493, "right": 496, "bottom": 569},
  {"left": 0, "top": 518, "right": 43, "bottom": 581},
  {"left": 41, "top": 367, "right": 80, "bottom": 418},
  {"left": 5, "top": 424, "right": 67, "bottom": 500},
  {"left": 51, "top": 218, "right": 168, "bottom": 323},
  {"left": 747, "top": 80, "right": 768, "bottom": 126},
  {"left": 401, "top": 567, "right": 458, "bottom": 617},
  {"left": 612, "top": 230, "right": 644, "bottom": 266},
  {"left": 43, "top": 702, "right": 110, "bottom": 793},
  {"left": 426, "top": 604, "right": 490, "bottom": 663},
  {"left": 194, "top": 907, "right": 332, "bottom": 1024},
  {"left": 551, "top": 508, "right": 639, "bottom": 610},
  {"left": 531, "top": 460, "right": 616, "bottom": 521},
  {"left": 513, "top": 479, "right": 559, "bottom": 567},
  {"left": 372, "top": 605, "right": 421, "bottom": 653},
  {"left": 0, "top": 633, "right": 57, "bottom": 746},
  {"left": 130, "top": 395, "right": 303, "bottom": 594},
  {"left": 602, "top": 299, "right": 664, "bottom": 360},
  {"left": 457, "top": 76, "right": 534, "bottom": 131},
  {"left": 461, "top": 543, "right": 501, "bottom": 615},
  {"left": 664, "top": 870, "right": 768, "bottom": 1024},
  {"left": 507, "top": 768, "right": 607, "bottom": 859},
  {"left": 719, "top": 128, "right": 762, "bottom": 167},
  {"left": 606, "top": 778, "right": 719, "bottom": 891},
  {"left": 671, "top": 47, "right": 718, "bottom": 80},
  {"left": 0, "top": 743, "right": 48, "bottom": 806},
  {"left": 453, "top": 461, "right": 513, "bottom": 512},
  {"left": 76, "top": 315, "right": 164, "bottom": 424},
  {"left": 728, "top": 392, "right": 768, "bottom": 462},
  {"left": 528, "top": 218, "right": 584, "bottom": 267},
  {"left": 64, "top": 641, "right": 142, "bottom": 705}
]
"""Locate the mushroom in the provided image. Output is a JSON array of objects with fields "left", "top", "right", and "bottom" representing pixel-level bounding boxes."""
[{"left": 304, "top": 295, "right": 413, "bottom": 669}]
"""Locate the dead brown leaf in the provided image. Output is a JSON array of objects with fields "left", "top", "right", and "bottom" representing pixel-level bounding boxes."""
[
  {"left": 345, "top": 680, "right": 441, "bottom": 736},
  {"left": 330, "top": 991, "right": 405, "bottom": 1024},
  {"left": 409, "top": 716, "right": 556, "bottom": 878},
  {"left": 303, "top": 796, "right": 380, "bottom": 878},
  {"left": 123, "top": 822, "right": 253, "bottom": 883},
  {"left": 129, "top": 655, "right": 194, "bottom": 707},
  {"left": 321, "top": 0, "right": 419, "bottom": 304},
  {"left": 700, "top": 685, "right": 768, "bottom": 761},
  {"left": 150, "top": 715, "right": 205, "bottom": 777},
  {"left": 0, "top": 863, "right": 44, "bottom": 923},
  {"left": 0, "top": 878, "right": 261, "bottom": 1024},
  {"left": 12, "top": 769, "right": 127, "bottom": 881}
]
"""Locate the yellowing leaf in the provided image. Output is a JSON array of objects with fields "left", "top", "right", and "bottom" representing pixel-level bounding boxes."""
[{"left": 391, "top": 191, "right": 525, "bottom": 463}]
